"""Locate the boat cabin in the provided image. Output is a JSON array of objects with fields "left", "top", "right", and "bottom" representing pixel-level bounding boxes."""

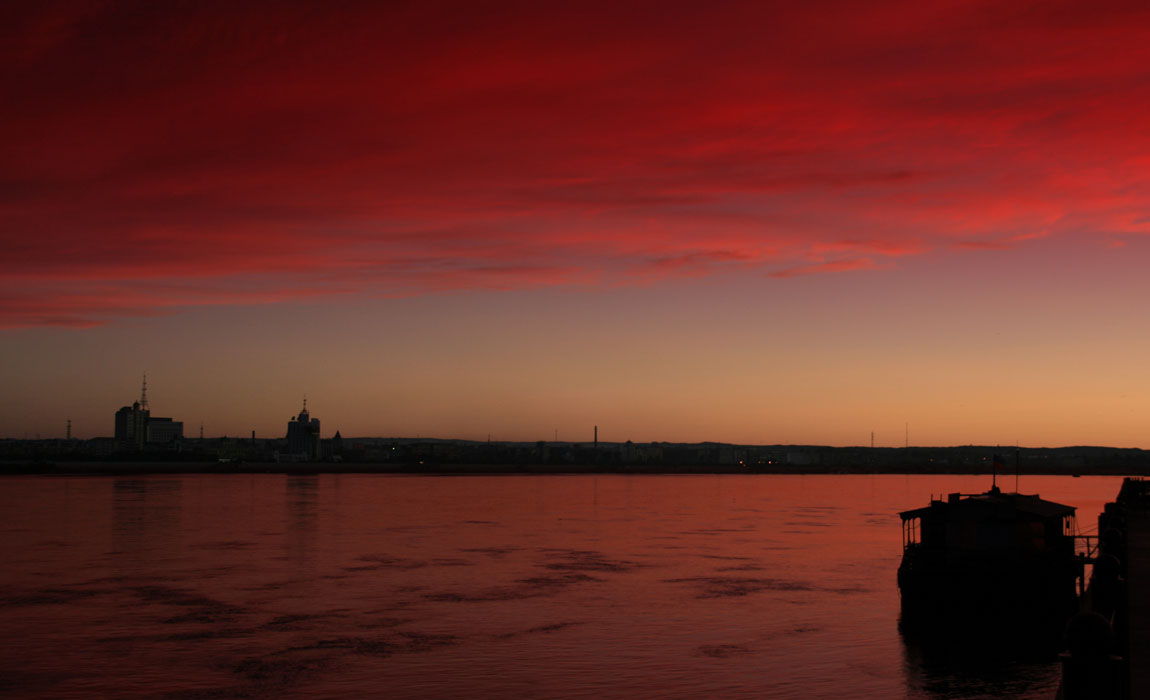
[{"left": 900, "top": 486, "right": 1077, "bottom": 556}]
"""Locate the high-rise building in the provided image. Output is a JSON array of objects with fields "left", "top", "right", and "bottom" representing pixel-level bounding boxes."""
[
  {"left": 286, "top": 398, "right": 321, "bottom": 459},
  {"left": 114, "top": 401, "right": 149, "bottom": 448}
]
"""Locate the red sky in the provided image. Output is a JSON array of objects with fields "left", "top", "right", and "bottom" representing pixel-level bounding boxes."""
[{"left": 4, "top": 1, "right": 1150, "bottom": 445}]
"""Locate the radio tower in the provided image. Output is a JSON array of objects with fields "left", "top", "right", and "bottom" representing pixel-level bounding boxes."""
[
  {"left": 66, "top": 419, "right": 71, "bottom": 440},
  {"left": 140, "top": 373, "right": 149, "bottom": 411}
]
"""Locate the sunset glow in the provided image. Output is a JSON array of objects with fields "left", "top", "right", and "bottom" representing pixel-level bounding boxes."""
[{"left": 4, "top": 1, "right": 1150, "bottom": 446}]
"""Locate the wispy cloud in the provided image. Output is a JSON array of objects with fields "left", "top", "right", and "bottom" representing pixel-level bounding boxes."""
[
  {"left": 769, "top": 258, "right": 881, "bottom": 279},
  {"left": 4, "top": 1, "right": 1150, "bottom": 326}
]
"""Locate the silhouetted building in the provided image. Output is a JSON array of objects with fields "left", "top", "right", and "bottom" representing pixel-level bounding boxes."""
[
  {"left": 114, "top": 402, "right": 149, "bottom": 448},
  {"left": 146, "top": 417, "right": 183, "bottom": 444},
  {"left": 113, "top": 376, "right": 183, "bottom": 448},
  {"left": 285, "top": 399, "right": 321, "bottom": 460}
]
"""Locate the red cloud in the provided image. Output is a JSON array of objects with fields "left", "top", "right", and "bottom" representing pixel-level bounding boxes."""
[
  {"left": 953, "top": 240, "right": 1012, "bottom": 251},
  {"left": 4, "top": 2, "right": 1150, "bottom": 326},
  {"left": 769, "top": 258, "right": 881, "bottom": 279}
]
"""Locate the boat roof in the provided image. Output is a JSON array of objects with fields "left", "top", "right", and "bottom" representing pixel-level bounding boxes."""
[{"left": 899, "top": 489, "right": 1075, "bottom": 521}]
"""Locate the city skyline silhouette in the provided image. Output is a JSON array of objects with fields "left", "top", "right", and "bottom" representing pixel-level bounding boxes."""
[{"left": 4, "top": 4, "right": 1150, "bottom": 449}]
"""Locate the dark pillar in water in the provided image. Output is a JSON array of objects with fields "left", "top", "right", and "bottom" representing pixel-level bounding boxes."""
[{"left": 1061, "top": 611, "right": 1121, "bottom": 699}]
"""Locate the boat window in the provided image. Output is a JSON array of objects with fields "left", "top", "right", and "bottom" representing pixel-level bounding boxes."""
[{"left": 903, "top": 516, "right": 919, "bottom": 548}]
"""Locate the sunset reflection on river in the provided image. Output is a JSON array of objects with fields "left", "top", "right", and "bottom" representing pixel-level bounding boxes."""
[{"left": 0, "top": 474, "right": 1123, "bottom": 699}]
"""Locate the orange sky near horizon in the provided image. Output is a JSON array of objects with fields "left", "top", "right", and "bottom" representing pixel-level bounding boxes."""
[{"left": 4, "top": 1, "right": 1150, "bottom": 446}]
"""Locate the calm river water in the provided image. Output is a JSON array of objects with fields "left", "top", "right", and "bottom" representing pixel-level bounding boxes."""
[{"left": 0, "top": 473, "right": 1125, "bottom": 699}]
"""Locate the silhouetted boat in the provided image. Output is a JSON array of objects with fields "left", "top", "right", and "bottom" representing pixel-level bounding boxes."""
[{"left": 898, "top": 485, "right": 1082, "bottom": 651}]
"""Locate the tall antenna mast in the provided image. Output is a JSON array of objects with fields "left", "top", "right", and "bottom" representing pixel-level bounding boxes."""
[
  {"left": 140, "top": 373, "right": 149, "bottom": 411},
  {"left": 66, "top": 418, "right": 71, "bottom": 440}
]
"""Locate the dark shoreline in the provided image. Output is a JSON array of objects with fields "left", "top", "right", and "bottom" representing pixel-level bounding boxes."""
[
  {"left": 5, "top": 461, "right": 1150, "bottom": 477},
  {"left": 8, "top": 440, "right": 1150, "bottom": 477}
]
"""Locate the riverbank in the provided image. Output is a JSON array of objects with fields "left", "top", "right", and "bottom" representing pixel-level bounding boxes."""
[{"left": 5, "top": 461, "right": 1150, "bottom": 477}]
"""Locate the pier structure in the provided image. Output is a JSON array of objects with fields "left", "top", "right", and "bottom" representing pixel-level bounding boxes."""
[
  {"left": 1127, "top": 482, "right": 1150, "bottom": 698},
  {"left": 1059, "top": 478, "right": 1150, "bottom": 700}
]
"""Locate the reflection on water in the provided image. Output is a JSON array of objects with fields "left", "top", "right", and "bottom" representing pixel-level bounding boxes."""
[
  {"left": 285, "top": 476, "right": 319, "bottom": 560},
  {"left": 0, "top": 474, "right": 1124, "bottom": 699},
  {"left": 111, "top": 479, "right": 183, "bottom": 573},
  {"left": 901, "top": 631, "right": 1066, "bottom": 700}
]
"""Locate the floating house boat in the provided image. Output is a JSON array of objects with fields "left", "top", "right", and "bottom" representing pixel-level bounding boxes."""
[{"left": 898, "top": 485, "right": 1082, "bottom": 645}]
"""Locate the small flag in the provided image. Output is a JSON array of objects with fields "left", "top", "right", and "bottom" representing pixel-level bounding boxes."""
[{"left": 991, "top": 453, "right": 1005, "bottom": 490}]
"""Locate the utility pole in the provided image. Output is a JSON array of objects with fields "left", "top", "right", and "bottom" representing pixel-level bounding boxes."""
[{"left": 1015, "top": 445, "right": 1021, "bottom": 493}]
